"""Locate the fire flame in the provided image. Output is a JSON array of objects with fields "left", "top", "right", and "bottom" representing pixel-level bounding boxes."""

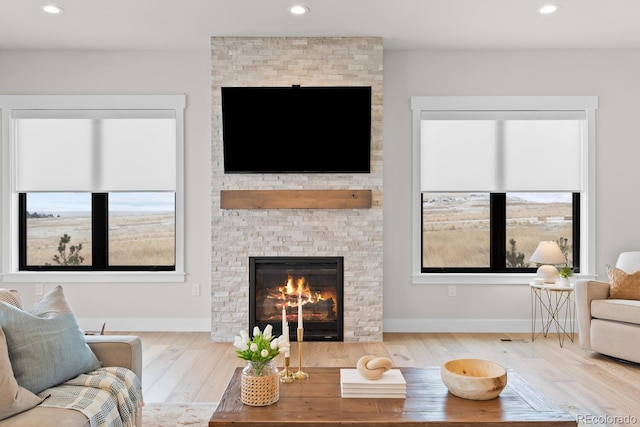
[
  {"left": 257, "top": 274, "right": 338, "bottom": 322},
  {"left": 278, "top": 275, "right": 329, "bottom": 307}
]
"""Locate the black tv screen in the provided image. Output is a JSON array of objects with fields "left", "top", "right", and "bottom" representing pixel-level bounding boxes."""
[{"left": 221, "top": 86, "right": 371, "bottom": 173}]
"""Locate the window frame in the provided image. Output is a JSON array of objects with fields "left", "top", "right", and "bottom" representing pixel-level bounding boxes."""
[
  {"left": 1, "top": 95, "right": 186, "bottom": 283},
  {"left": 411, "top": 96, "right": 598, "bottom": 285}
]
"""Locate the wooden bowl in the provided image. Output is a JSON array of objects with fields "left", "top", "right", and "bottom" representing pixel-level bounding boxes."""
[{"left": 440, "top": 358, "right": 507, "bottom": 400}]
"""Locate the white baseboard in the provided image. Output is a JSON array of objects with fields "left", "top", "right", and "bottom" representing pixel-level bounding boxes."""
[
  {"left": 77, "top": 317, "right": 211, "bottom": 333},
  {"left": 383, "top": 318, "right": 533, "bottom": 333}
]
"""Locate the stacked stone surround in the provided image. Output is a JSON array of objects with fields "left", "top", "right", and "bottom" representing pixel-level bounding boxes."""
[{"left": 210, "top": 37, "right": 383, "bottom": 342}]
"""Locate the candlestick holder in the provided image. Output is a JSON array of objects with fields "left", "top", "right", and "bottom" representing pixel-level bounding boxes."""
[
  {"left": 279, "top": 354, "right": 287, "bottom": 377},
  {"left": 280, "top": 355, "right": 294, "bottom": 383},
  {"left": 293, "top": 327, "right": 308, "bottom": 380}
]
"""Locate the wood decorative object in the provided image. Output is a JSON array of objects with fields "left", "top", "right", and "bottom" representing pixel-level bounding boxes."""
[
  {"left": 356, "top": 355, "right": 393, "bottom": 380},
  {"left": 440, "top": 358, "right": 507, "bottom": 400},
  {"left": 220, "top": 190, "right": 372, "bottom": 209}
]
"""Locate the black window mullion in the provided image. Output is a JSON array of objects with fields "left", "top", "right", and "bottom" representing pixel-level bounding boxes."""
[
  {"left": 18, "top": 193, "right": 28, "bottom": 269},
  {"left": 490, "top": 193, "right": 506, "bottom": 270},
  {"left": 572, "top": 192, "right": 580, "bottom": 273},
  {"left": 92, "top": 193, "right": 109, "bottom": 268}
]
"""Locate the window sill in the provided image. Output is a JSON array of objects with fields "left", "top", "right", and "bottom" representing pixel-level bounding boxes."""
[
  {"left": 1, "top": 271, "right": 186, "bottom": 283},
  {"left": 412, "top": 273, "right": 597, "bottom": 285}
]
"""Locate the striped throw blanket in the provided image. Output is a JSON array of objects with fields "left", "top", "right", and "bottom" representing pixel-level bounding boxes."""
[{"left": 38, "top": 367, "right": 142, "bottom": 427}]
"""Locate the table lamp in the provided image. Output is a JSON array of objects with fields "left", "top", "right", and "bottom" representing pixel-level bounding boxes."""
[{"left": 529, "top": 241, "right": 566, "bottom": 284}]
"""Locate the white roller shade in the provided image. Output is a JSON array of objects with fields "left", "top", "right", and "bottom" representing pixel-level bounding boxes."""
[
  {"left": 14, "top": 110, "right": 176, "bottom": 192},
  {"left": 420, "top": 111, "right": 584, "bottom": 192}
]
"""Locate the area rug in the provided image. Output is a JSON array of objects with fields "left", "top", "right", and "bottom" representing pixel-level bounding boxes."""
[{"left": 142, "top": 402, "right": 218, "bottom": 427}]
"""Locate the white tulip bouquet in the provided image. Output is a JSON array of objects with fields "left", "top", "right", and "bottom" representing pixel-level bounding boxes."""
[{"left": 233, "top": 324, "right": 287, "bottom": 375}]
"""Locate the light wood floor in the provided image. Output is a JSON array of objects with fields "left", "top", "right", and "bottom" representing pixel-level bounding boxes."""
[{"left": 127, "top": 331, "right": 640, "bottom": 426}]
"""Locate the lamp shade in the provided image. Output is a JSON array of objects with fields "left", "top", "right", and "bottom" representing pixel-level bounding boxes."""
[
  {"left": 530, "top": 241, "right": 567, "bottom": 284},
  {"left": 529, "top": 241, "right": 566, "bottom": 265}
]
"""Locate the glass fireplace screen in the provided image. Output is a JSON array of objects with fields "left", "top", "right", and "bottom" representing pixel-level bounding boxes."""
[{"left": 249, "top": 256, "right": 343, "bottom": 341}]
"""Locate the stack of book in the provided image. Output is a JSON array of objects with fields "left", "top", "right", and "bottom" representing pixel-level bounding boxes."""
[{"left": 340, "top": 368, "right": 406, "bottom": 398}]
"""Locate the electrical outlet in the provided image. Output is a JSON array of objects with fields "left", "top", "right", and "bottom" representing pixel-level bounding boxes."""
[
  {"left": 35, "top": 283, "right": 44, "bottom": 296},
  {"left": 448, "top": 285, "right": 456, "bottom": 297},
  {"left": 191, "top": 283, "right": 200, "bottom": 296}
]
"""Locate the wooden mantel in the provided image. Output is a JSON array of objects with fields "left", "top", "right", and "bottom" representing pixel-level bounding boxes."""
[{"left": 220, "top": 189, "right": 372, "bottom": 209}]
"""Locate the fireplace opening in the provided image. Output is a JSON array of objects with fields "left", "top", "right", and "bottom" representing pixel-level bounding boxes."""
[{"left": 249, "top": 256, "right": 343, "bottom": 341}]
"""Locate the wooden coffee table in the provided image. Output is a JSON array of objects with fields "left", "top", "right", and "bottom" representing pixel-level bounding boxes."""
[{"left": 209, "top": 367, "right": 576, "bottom": 426}]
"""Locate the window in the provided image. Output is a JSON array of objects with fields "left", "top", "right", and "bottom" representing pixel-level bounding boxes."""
[
  {"left": 20, "top": 192, "right": 175, "bottom": 270},
  {"left": 421, "top": 192, "right": 579, "bottom": 272},
  {"left": 411, "top": 97, "right": 597, "bottom": 284},
  {"left": 1, "top": 95, "right": 185, "bottom": 282}
]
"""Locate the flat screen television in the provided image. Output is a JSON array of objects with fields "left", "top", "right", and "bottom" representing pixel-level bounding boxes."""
[{"left": 221, "top": 86, "right": 371, "bottom": 173}]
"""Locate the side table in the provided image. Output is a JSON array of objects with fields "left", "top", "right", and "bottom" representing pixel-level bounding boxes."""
[{"left": 530, "top": 281, "right": 575, "bottom": 347}]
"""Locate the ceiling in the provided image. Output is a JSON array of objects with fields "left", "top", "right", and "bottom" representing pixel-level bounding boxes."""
[{"left": 2, "top": 0, "right": 640, "bottom": 51}]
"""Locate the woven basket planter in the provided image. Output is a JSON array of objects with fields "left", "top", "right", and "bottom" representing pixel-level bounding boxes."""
[{"left": 240, "top": 361, "right": 280, "bottom": 406}]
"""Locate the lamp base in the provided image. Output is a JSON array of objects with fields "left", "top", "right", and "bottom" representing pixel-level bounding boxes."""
[{"left": 537, "top": 265, "right": 559, "bottom": 284}]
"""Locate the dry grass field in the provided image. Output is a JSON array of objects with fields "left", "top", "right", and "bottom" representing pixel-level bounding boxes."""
[
  {"left": 26, "top": 213, "right": 175, "bottom": 266},
  {"left": 423, "top": 194, "right": 573, "bottom": 267}
]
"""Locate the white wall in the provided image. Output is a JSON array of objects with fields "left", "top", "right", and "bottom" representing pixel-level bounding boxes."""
[
  {"left": 2, "top": 48, "right": 640, "bottom": 334},
  {"left": 383, "top": 49, "right": 640, "bottom": 331},
  {"left": 0, "top": 49, "right": 212, "bottom": 332}
]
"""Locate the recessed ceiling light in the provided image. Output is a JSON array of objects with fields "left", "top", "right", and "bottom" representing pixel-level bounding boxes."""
[
  {"left": 41, "top": 4, "right": 64, "bottom": 14},
  {"left": 289, "top": 5, "right": 309, "bottom": 15},
  {"left": 538, "top": 4, "right": 559, "bottom": 15}
]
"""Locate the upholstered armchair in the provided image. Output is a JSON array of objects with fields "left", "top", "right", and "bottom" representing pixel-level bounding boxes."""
[{"left": 574, "top": 251, "right": 640, "bottom": 363}]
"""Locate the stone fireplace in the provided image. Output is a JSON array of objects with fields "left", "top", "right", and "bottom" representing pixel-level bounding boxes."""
[{"left": 210, "top": 37, "right": 384, "bottom": 342}]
